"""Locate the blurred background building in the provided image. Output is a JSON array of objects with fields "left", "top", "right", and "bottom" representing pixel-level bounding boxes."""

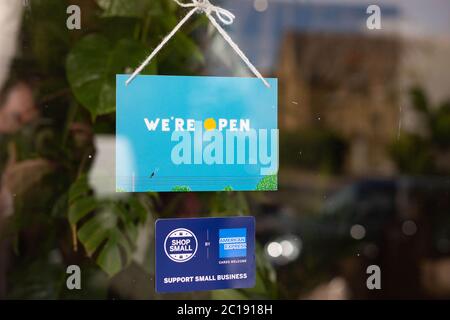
[{"left": 207, "top": 0, "right": 450, "bottom": 177}]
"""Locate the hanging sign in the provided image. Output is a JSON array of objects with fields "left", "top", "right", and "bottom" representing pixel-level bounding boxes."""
[
  {"left": 155, "top": 216, "right": 255, "bottom": 293},
  {"left": 116, "top": 75, "right": 278, "bottom": 192}
]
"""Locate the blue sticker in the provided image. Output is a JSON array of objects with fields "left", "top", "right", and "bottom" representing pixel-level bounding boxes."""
[
  {"left": 116, "top": 75, "right": 278, "bottom": 192},
  {"left": 155, "top": 216, "right": 255, "bottom": 293}
]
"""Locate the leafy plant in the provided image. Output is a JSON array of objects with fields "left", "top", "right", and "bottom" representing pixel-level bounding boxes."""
[
  {"left": 256, "top": 175, "right": 277, "bottom": 191},
  {"left": 66, "top": 35, "right": 155, "bottom": 119},
  {"left": 390, "top": 87, "right": 450, "bottom": 174},
  {"left": 172, "top": 186, "right": 192, "bottom": 192},
  {"left": 97, "top": 0, "right": 153, "bottom": 18},
  {"left": 389, "top": 134, "right": 434, "bottom": 174},
  {"left": 2, "top": 0, "right": 277, "bottom": 299},
  {"left": 68, "top": 175, "right": 153, "bottom": 276}
]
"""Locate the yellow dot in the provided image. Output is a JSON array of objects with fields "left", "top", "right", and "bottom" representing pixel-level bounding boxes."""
[{"left": 204, "top": 118, "right": 217, "bottom": 131}]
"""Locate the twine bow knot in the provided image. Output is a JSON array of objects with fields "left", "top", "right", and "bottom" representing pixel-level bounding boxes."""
[
  {"left": 175, "top": 0, "right": 235, "bottom": 25},
  {"left": 126, "top": 0, "right": 270, "bottom": 88}
]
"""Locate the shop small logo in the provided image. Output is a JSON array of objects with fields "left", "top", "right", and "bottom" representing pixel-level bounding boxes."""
[
  {"left": 164, "top": 228, "right": 198, "bottom": 263},
  {"left": 219, "top": 228, "right": 247, "bottom": 258}
]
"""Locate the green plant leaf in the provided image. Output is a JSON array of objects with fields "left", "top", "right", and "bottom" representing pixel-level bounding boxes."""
[
  {"left": 114, "top": 229, "right": 133, "bottom": 264},
  {"left": 128, "top": 196, "right": 148, "bottom": 222},
  {"left": 432, "top": 102, "right": 450, "bottom": 147},
  {"left": 77, "top": 212, "right": 113, "bottom": 256},
  {"left": 172, "top": 186, "right": 191, "bottom": 192},
  {"left": 66, "top": 34, "right": 155, "bottom": 119},
  {"left": 96, "top": 0, "right": 152, "bottom": 18},
  {"left": 209, "top": 191, "right": 249, "bottom": 216},
  {"left": 256, "top": 175, "right": 277, "bottom": 191},
  {"left": 125, "top": 222, "right": 138, "bottom": 243},
  {"left": 112, "top": 204, "right": 139, "bottom": 243},
  {"left": 68, "top": 197, "right": 97, "bottom": 225},
  {"left": 389, "top": 134, "right": 434, "bottom": 174},
  {"left": 97, "top": 238, "right": 122, "bottom": 277},
  {"left": 25, "top": 0, "right": 70, "bottom": 73},
  {"left": 66, "top": 179, "right": 150, "bottom": 276},
  {"left": 410, "top": 87, "right": 429, "bottom": 114},
  {"left": 69, "top": 175, "right": 89, "bottom": 203}
]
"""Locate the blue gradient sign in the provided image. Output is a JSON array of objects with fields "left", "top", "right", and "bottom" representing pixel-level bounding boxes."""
[
  {"left": 155, "top": 217, "right": 255, "bottom": 293},
  {"left": 116, "top": 75, "right": 278, "bottom": 192}
]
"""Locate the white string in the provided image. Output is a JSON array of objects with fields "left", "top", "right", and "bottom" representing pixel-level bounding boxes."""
[
  {"left": 173, "top": 0, "right": 235, "bottom": 25},
  {"left": 125, "top": 7, "right": 197, "bottom": 86},
  {"left": 205, "top": 12, "right": 270, "bottom": 88},
  {"left": 126, "top": 0, "right": 270, "bottom": 88}
]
